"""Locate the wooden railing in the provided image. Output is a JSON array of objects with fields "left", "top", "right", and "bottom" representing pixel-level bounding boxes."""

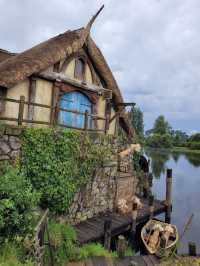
[{"left": 0, "top": 95, "right": 107, "bottom": 132}]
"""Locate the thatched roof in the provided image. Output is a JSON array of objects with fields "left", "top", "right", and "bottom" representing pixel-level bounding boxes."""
[
  {"left": 0, "top": 22, "right": 133, "bottom": 137},
  {"left": 0, "top": 49, "right": 16, "bottom": 63}
]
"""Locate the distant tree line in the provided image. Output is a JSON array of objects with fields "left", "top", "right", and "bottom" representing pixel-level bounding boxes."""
[{"left": 145, "top": 115, "right": 200, "bottom": 150}]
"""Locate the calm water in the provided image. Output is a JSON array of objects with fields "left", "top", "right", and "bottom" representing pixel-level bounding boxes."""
[{"left": 145, "top": 148, "right": 200, "bottom": 254}]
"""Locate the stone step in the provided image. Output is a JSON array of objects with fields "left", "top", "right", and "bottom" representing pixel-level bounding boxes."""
[{"left": 118, "top": 171, "right": 134, "bottom": 178}]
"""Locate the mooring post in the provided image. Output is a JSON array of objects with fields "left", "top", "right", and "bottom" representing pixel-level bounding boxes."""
[
  {"left": 149, "top": 195, "right": 154, "bottom": 220},
  {"left": 104, "top": 217, "right": 112, "bottom": 250},
  {"left": 148, "top": 172, "right": 153, "bottom": 188},
  {"left": 165, "top": 169, "right": 173, "bottom": 223},
  {"left": 117, "top": 235, "right": 126, "bottom": 258},
  {"left": 188, "top": 242, "right": 197, "bottom": 256},
  {"left": 130, "top": 202, "right": 138, "bottom": 246}
]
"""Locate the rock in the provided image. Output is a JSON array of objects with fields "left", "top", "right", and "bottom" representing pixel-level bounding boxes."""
[
  {"left": 10, "top": 150, "right": 20, "bottom": 159},
  {"left": 9, "top": 136, "right": 21, "bottom": 150},
  {"left": 0, "top": 141, "right": 11, "bottom": 154},
  {"left": 5, "top": 125, "right": 23, "bottom": 136},
  {"left": 76, "top": 212, "right": 82, "bottom": 219},
  {"left": 2, "top": 135, "right": 8, "bottom": 141},
  {"left": 0, "top": 155, "right": 10, "bottom": 160},
  {"left": 80, "top": 215, "right": 87, "bottom": 222}
]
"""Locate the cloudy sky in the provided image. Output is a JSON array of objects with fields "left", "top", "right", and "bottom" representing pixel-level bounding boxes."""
[{"left": 1, "top": 0, "right": 200, "bottom": 133}]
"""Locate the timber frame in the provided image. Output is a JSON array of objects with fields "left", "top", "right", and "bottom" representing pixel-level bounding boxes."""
[{"left": 0, "top": 6, "right": 134, "bottom": 138}]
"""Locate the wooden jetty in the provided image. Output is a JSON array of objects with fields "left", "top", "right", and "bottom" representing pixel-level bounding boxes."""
[{"left": 74, "top": 197, "right": 166, "bottom": 245}]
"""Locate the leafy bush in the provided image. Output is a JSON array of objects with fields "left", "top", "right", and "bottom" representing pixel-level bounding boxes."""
[
  {"left": 0, "top": 242, "right": 36, "bottom": 266},
  {"left": 0, "top": 166, "right": 39, "bottom": 241},
  {"left": 145, "top": 133, "right": 173, "bottom": 148},
  {"left": 79, "top": 243, "right": 113, "bottom": 259},
  {"left": 46, "top": 221, "right": 117, "bottom": 264},
  {"left": 47, "top": 221, "right": 79, "bottom": 265},
  {"left": 187, "top": 141, "right": 200, "bottom": 150},
  {"left": 189, "top": 133, "right": 200, "bottom": 142},
  {"left": 21, "top": 128, "right": 111, "bottom": 214}
]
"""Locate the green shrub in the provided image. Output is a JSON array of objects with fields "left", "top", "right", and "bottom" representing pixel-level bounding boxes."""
[
  {"left": 0, "top": 242, "right": 36, "bottom": 266},
  {"left": 79, "top": 243, "right": 113, "bottom": 259},
  {"left": 0, "top": 166, "right": 39, "bottom": 242},
  {"left": 187, "top": 141, "right": 200, "bottom": 150},
  {"left": 145, "top": 133, "right": 172, "bottom": 148},
  {"left": 21, "top": 128, "right": 111, "bottom": 214},
  {"left": 189, "top": 133, "right": 200, "bottom": 142},
  {"left": 46, "top": 221, "right": 118, "bottom": 264},
  {"left": 47, "top": 221, "right": 79, "bottom": 265}
]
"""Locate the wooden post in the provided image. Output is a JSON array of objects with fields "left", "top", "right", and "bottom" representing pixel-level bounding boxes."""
[
  {"left": 104, "top": 99, "right": 111, "bottom": 134},
  {"left": 149, "top": 195, "right": 154, "bottom": 220},
  {"left": 18, "top": 95, "right": 25, "bottom": 126},
  {"left": 46, "top": 224, "right": 55, "bottom": 266},
  {"left": 117, "top": 235, "right": 126, "bottom": 258},
  {"left": 188, "top": 242, "right": 197, "bottom": 256},
  {"left": 165, "top": 169, "right": 173, "bottom": 223},
  {"left": 143, "top": 172, "right": 149, "bottom": 199},
  {"left": 130, "top": 202, "right": 138, "bottom": 246},
  {"left": 104, "top": 218, "right": 112, "bottom": 250},
  {"left": 84, "top": 110, "right": 89, "bottom": 131},
  {"left": 148, "top": 172, "right": 153, "bottom": 188}
]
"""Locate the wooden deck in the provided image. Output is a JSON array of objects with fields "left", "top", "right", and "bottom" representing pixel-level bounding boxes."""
[{"left": 74, "top": 198, "right": 166, "bottom": 244}]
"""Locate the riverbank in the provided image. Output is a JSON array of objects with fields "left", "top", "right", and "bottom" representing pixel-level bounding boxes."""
[
  {"left": 145, "top": 146, "right": 200, "bottom": 155},
  {"left": 172, "top": 147, "right": 200, "bottom": 155}
]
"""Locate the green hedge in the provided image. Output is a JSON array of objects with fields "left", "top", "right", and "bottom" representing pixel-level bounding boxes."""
[
  {"left": 0, "top": 166, "right": 39, "bottom": 242},
  {"left": 187, "top": 141, "right": 200, "bottom": 150},
  {"left": 145, "top": 133, "right": 173, "bottom": 148},
  {"left": 21, "top": 128, "right": 112, "bottom": 214}
]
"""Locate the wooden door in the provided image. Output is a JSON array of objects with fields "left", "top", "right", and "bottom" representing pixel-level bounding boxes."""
[{"left": 59, "top": 91, "right": 92, "bottom": 129}]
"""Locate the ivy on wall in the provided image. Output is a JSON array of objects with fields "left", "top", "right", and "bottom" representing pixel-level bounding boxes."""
[{"left": 21, "top": 128, "right": 112, "bottom": 214}]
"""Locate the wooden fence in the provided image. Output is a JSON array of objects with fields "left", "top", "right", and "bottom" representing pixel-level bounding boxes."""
[{"left": 0, "top": 95, "right": 107, "bottom": 132}]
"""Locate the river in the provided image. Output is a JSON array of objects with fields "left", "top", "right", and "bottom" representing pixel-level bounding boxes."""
[{"left": 145, "top": 148, "right": 200, "bottom": 254}]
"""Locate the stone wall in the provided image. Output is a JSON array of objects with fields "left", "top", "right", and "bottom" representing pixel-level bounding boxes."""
[
  {"left": 0, "top": 124, "right": 22, "bottom": 162},
  {"left": 67, "top": 161, "right": 118, "bottom": 224},
  {"left": 0, "top": 125, "right": 138, "bottom": 224}
]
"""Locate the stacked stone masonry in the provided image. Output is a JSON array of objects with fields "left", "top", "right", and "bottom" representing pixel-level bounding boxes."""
[
  {"left": 0, "top": 125, "right": 137, "bottom": 224},
  {"left": 0, "top": 125, "right": 22, "bottom": 161}
]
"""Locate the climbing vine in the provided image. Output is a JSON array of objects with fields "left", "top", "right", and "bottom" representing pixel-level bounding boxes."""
[{"left": 21, "top": 128, "right": 112, "bottom": 214}]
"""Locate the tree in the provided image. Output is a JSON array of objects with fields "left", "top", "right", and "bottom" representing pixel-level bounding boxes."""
[
  {"left": 145, "top": 115, "right": 173, "bottom": 148},
  {"left": 153, "top": 115, "right": 171, "bottom": 135},
  {"left": 129, "top": 106, "right": 144, "bottom": 140},
  {"left": 172, "top": 130, "right": 188, "bottom": 147}
]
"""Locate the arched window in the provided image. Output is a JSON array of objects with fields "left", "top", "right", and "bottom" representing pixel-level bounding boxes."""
[
  {"left": 58, "top": 91, "right": 92, "bottom": 129},
  {"left": 74, "top": 58, "right": 85, "bottom": 81}
]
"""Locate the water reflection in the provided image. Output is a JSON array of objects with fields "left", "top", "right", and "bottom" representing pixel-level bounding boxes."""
[
  {"left": 145, "top": 148, "right": 200, "bottom": 254},
  {"left": 146, "top": 148, "right": 200, "bottom": 178},
  {"left": 145, "top": 149, "right": 170, "bottom": 178},
  {"left": 184, "top": 153, "right": 200, "bottom": 167}
]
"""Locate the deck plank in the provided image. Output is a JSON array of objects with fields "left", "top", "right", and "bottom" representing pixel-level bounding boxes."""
[{"left": 74, "top": 197, "right": 166, "bottom": 244}]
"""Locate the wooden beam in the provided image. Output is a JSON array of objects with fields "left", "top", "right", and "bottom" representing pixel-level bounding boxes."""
[
  {"left": 35, "top": 71, "right": 112, "bottom": 99},
  {"left": 28, "top": 77, "right": 36, "bottom": 121},
  {"left": 117, "top": 102, "right": 136, "bottom": 107},
  {"left": 109, "top": 110, "right": 122, "bottom": 124}
]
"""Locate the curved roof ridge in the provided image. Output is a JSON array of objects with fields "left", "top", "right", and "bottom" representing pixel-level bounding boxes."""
[{"left": 0, "top": 27, "right": 133, "bottom": 137}]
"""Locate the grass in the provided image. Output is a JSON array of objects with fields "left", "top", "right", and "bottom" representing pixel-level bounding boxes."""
[
  {"left": 0, "top": 242, "right": 36, "bottom": 266},
  {"left": 79, "top": 243, "right": 116, "bottom": 259},
  {"left": 172, "top": 146, "right": 200, "bottom": 155}
]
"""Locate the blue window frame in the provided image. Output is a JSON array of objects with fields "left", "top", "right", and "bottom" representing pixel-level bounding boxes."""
[{"left": 58, "top": 91, "right": 92, "bottom": 129}]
